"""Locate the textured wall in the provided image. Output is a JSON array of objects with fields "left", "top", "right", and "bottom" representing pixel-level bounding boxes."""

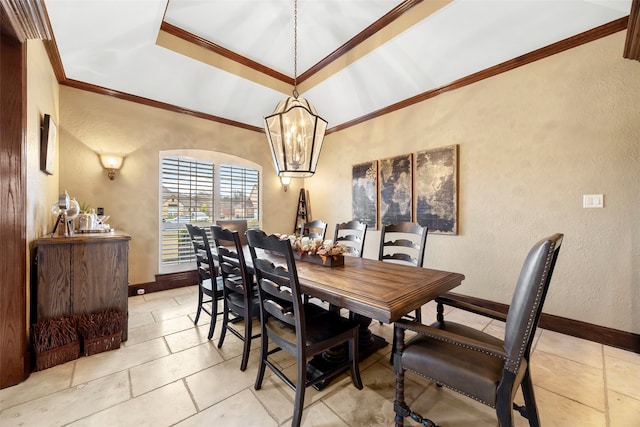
[
  {"left": 26, "top": 40, "right": 60, "bottom": 325},
  {"left": 57, "top": 32, "right": 639, "bottom": 333},
  {"left": 59, "top": 87, "right": 300, "bottom": 284},
  {"left": 307, "top": 32, "right": 639, "bottom": 333}
]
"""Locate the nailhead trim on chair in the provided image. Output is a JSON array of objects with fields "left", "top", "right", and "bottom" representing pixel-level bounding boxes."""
[
  {"left": 400, "top": 323, "right": 508, "bottom": 361},
  {"left": 505, "top": 240, "right": 555, "bottom": 374},
  {"left": 404, "top": 367, "right": 496, "bottom": 408}
]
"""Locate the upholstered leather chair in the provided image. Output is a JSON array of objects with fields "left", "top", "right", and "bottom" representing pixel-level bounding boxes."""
[
  {"left": 185, "top": 224, "right": 224, "bottom": 340},
  {"left": 246, "top": 230, "right": 363, "bottom": 427},
  {"left": 393, "top": 233, "right": 563, "bottom": 427},
  {"left": 333, "top": 220, "right": 368, "bottom": 258},
  {"left": 211, "top": 225, "right": 260, "bottom": 371}
]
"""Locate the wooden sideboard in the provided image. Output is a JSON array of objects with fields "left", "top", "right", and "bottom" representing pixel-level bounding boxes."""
[{"left": 36, "top": 231, "right": 131, "bottom": 340}]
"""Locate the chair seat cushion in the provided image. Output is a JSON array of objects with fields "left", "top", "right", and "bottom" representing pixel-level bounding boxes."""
[
  {"left": 401, "top": 321, "right": 507, "bottom": 407},
  {"left": 266, "top": 304, "right": 358, "bottom": 355}
]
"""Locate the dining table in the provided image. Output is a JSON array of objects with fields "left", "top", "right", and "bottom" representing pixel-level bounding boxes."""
[{"left": 214, "top": 245, "right": 466, "bottom": 388}]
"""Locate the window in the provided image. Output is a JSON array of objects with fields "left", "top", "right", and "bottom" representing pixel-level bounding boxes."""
[{"left": 159, "top": 152, "right": 261, "bottom": 272}]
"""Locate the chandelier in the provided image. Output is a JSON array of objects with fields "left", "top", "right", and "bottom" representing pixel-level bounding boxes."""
[{"left": 264, "top": 0, "right": 327, "bottom": 178}]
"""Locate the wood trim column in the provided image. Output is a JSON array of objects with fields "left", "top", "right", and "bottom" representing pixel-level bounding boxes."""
[
  {"left": 0, "top": 7, "right": 29, "bottom": 388},
  {"left": 624, "top": 0, "right": 640, "bottom": 60}
]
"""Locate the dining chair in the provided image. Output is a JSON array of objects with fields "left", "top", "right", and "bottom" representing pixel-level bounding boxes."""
[
  {"left": 300, "top": 219, "right": 327, "bottom": 240},
  {"left": 393, "top": 233, "right": 564, "bottom": 427},
  {"left": 379, "top": 221, "right": 428, "bottom": 363},
  {"left": 246, "top": 229, "right": 363, "bottom": 427},
  {"left": 215, "top": 219, "right": 248, "bottom": 245},
  {"left": 185, "top": 224, "right": 224, "bottom": 340},
  {"left": 333, "top": 219, "right": 368, "bottom": 258},
  {"left": 211, "top": 225, "right": 260, "bottom": 371},
  {"left": 379, "top": 221, "right": 428, "bottom": 323}
]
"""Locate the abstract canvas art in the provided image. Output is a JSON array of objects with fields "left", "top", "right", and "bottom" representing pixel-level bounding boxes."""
[
  {"left": 378, "top": 154, "right": 412, "bottom": 227},
  {"left": 414, "top": 145, "right": 458, "bottom": 234},
  {"left": 352, "top": 161, "right": 377, "bottom": 229}
]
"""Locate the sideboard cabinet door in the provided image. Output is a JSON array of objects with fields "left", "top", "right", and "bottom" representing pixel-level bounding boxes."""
[{"left": 37, "top": 232, "right": 131, "bottom": 340}]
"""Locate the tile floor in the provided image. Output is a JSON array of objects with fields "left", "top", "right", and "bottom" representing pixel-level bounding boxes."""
[{"left": 1, "top": 286, "right": 638, "bottom": 426}]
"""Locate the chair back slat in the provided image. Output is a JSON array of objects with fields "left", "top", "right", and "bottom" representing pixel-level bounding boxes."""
[
  {"left": 334, "top": 220, "right": 367, "bottom": 258},
  {"left": 247, "top": 230, "right": 306, "bottom": 337},
  {"left": 186, "top": 224, "right": 216, "bottom": 283},
  {"left": 301, "top": 219, "right": 328, "bottom": 240},
  {"left": 378, "top": 222, "right": 428, "bottom": 267}
]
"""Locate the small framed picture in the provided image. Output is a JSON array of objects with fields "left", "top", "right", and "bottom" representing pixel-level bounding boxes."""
[{"left": 40, "top": 114, "right": 57, "bottom": 175}]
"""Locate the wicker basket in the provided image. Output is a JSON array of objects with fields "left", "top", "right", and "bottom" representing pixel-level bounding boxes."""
[
  {"left": 34, "top": 340, "right": 80, "bottom": 371},
  {"left": 82, "top": 331, "right": 122, "bottom": 357}
]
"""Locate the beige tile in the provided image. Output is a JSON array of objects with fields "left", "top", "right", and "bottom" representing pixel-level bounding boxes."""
[
  {"left": 151, "top": 300, "right": 199, "bottom": 322},
  {"left": 434, "top": 307, "right": 493, "bottom": 331},
  {"left": 530, "top": 350, "right": 605, "bottom": 411},
  {"left": 68, "top": 380, "right": 196, "bottom": 427},
  {"left": 124, "top": 315, "right": 197, "bottom": 347},
  {"left": 73, "top": 337, "right": 169, "bottom": 386},
  {"left": 128, "top": 296, "right": 178, "bottom": 314},
  {"left": 128, "top": 310, "right": 155, "bottom": 329},
  {"left": 164, "top": 323, "right": 215, "bottom": 353},
  {"left": 143, "top": 286, "right": 195, "bottom": 301},
  {"left": 174, "top": 292, "right": 198, "bottom": 305},
  {"left": 0, "top": 361, "right": 74, "bottom": 410},
  {"left": 605, "top": 354, "right": 640, "bottom": 400},
  {"left": 536, "top": 330, "right": 603, "bottom": 369},
  {"left": 535, "top": 386, "right": 605, "bottom": 427},
  {"left": 186, "top": 350, "right": 269, "bottom": 410},
  {"left": 130, "top": 341, "right": 225, "bottom": 396},
  {"left": 401, "top": 385, "right": 499, "bottom": 427},
  {"left": 298, "top": 401, "right": 350, "bottom": 427},
  {"left": 604, "top": 344, "right": 640, "bottom": 365},
  {"left": 608, "top": 389, "right": 640, "bottom": 427},
  {"left": 323, "top": 360, "right": 425, "bottom": 427},
  {"left": 252, "top": 375, "right": 301, "bottom": 424},
  {"left": 0, "top": 371, "right": 129, "bottom": 427},
  {"left": 176, "top": 388, "right": 277, "bottom": 427}
]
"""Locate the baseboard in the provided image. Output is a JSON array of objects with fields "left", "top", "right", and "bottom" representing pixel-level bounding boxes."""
[
  {"left": 442, "top": 292, "right": 639, "bottom": 354},
  {"left": 128, "top": 270, "right": 198, "bottom": 296},
  {"left": 126, "top": 278, "right": 639, "bottom": 354}
]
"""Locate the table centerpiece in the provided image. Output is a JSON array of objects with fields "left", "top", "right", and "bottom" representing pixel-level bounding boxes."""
[{"left": 288, "top": 236, "right": 348, "bottom": 267}]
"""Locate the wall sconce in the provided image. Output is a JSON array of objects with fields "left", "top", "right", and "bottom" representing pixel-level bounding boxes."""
[
  {"left": 280, "top": 176, "right": 291, "bottom": 192},
  {"left": 99, "top": 154, "right": 124, "bottom": 180}
]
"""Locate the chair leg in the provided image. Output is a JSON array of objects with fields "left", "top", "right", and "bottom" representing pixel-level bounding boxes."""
[
  {"left": 240, "top": 311, "right": 252, "bottom": 372},
  {"left": 292, "top": 358, "right": 307, "bottom": 427},
  {"left": 207, "top": 297, "right": 217, "bottom": 340},
  {"left": 254, "top": 333, "right": 268, "bottom": 390},
  {"left": 349, "top": 333, "right": 363, "bottom": 389},
  {"left": 496, "top": 372, "right": 516, "bottom": 427},
  {"left": 217, "top": 300, "right": 229, "bottom": 348},
  {"left": 394, "top": 365, "right": 406, "bottom": 427},
  {"left": 436, "top": 301, "right": 444, "bottom": 323},
  {"left": 194, "top": 286, "right": 203, "bottom": 324},
  {"left": 521, "top": 369, "right": 541, "bottom": 427}
]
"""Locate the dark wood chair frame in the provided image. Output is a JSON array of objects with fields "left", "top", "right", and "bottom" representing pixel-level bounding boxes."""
[
  {"left": 246, "top": 230, "right": 363, "bottom": 427},
  {"left": 300, "top": 219, "right": 328, "bottom": 240},
  {"left": 333, "top": 219, "right": 368, "bottom": 258},
  {"left": 211, "top": 225, "right": 260, "bottom": 371},
  {"left": 393, "top": 234, "right": 564, "bottom": 427},
  {"left": 185, "top": 224, "right": 224, "bottom": 340},
  {"left": 379, "top": 221, "right": 428, "bottom": 323}
]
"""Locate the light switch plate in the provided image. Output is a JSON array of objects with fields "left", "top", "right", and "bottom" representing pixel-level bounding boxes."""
[{"left": 583, "top": 194, "right": 603, "bottom": 208}]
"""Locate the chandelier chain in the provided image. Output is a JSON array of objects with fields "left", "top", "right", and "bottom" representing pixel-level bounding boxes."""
[{"left": 293, "top": 0, "right": 298, "bottom": 98}]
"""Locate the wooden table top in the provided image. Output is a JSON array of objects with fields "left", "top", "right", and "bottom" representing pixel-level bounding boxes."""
[{"left": 261, "top": 253, "right": 465, "bottom": 324}]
